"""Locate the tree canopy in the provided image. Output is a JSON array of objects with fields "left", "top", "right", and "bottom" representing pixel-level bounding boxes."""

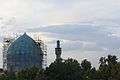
[{"left": 0, "top": 55, "right": 120, "bottom": 80}]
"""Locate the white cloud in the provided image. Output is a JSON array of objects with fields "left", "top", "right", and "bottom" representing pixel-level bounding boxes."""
[{"left": 0, "top": 0, "right": 120, "bottom": 68}]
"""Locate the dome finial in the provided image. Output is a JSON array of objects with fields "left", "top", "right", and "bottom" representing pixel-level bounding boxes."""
[
  {"left": 23, "top": 32, "right": 27, "bottom": 36},
  {"left": 57, "top": 40, "right": 60, "bottom": 48},
  {"left": 24, "top": 32, "right": 27, "bottom": 34}
]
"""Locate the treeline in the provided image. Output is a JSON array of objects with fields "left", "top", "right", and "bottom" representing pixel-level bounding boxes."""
[{"left": 0, "top": 55, "right": 120, "bottom": 80}]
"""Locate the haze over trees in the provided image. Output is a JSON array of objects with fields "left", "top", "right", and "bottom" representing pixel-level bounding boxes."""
[{"left": 0, "top": 55, "right": 120, "bottom": 80}]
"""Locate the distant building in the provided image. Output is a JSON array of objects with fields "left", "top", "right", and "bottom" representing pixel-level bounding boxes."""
[
  {"left": 3, "top": 33, "right": 46, "bottom": 72},
  {"left": 55, "top": 40, "right": 62, "bottom": 61}
]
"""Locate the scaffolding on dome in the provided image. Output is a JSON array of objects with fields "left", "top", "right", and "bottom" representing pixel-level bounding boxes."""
[
  {"left": 2, "top": 34, "right": 47, "bottom": 71},
  {"left": 35, "top": 38, "right": 47, "bottom": 69},
  {"left": 3, "top": 37, "right": 15, "bottom": 70}
]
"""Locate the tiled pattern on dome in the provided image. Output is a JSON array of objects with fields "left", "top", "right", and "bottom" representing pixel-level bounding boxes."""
[{"left": 6, "top": 33, "right": 43, "bottom": 72}]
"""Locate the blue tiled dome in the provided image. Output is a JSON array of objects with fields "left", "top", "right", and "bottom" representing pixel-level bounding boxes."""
[{"left": 7, "top": 33, "right": 43, "bottom": 71}]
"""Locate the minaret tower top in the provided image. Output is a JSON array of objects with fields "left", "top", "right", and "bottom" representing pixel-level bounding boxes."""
[
  {"left": 57, "top": 40, "right": 60, "bottom": 48},
  {"left": 55, "top": 40, "right": 62, "bottom": 61}
]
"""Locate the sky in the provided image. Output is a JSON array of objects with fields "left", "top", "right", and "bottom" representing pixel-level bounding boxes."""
[{"left": 0, "top": 0, "right": 120, "bottom": 68}]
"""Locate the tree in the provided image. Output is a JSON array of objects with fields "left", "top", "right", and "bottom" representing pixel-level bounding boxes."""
[
  {"left": 98, "top": 55, "right": 119, "bottom": 80},
  {"left": 35, "top": 69, "right": 47, "bottom": 80},
  {"left": 46, "top": 58, "right": 82, "bottom": 80},
  {"left": 16, "top": 66, "right": 42, "bottom": 80},
  {"left": 81, "top": 59, "right": 96, "bottom": 80},
  {"left": 81, "top": 59, "right": 92, "bottom": 71},
  {"left": 107, "top": 55, "right": 118, "bottom": 66}
]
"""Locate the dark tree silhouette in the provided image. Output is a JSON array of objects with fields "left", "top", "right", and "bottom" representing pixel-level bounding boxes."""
[{"left": 46, "top": 58, "right": 82, "bottom": 80}]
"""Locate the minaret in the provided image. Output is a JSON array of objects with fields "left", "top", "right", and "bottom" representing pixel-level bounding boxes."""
[{"left": 55, "top": 40, "right": 62, "bottom": 60}]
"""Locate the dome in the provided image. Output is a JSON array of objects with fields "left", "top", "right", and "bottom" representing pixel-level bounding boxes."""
[
  {"left": 7, "top": 33, "right": 43, "bottom": 71},
  {"left": 8, "top": 33, "right": 42, "bottom": 55}
]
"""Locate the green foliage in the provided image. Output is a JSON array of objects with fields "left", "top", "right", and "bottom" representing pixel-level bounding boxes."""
[
  {"left": 0, "top": 55, "right": 120, "bottom": 80},
  {"left": 0, "top": 74, "right": 16, "bottom": 80},
  {"left": 46, "top": 58, "right": 82, "bottom": 80},
  {"left": 81, "top": 59, "right": 91, "bottom": 71},
  {"left": 81, "top": 59, "right": 97, "bottom": 80},
  {"left": 98, "top": 55, "right": 120, "bottom": 80},
  {"left": 16, "top": 67, "right": 45, "bottom": 80}
]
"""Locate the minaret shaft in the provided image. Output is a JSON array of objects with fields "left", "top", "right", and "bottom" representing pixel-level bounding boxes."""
[{"left": 55, "top": 40, "right": 62, "bottom": 60}]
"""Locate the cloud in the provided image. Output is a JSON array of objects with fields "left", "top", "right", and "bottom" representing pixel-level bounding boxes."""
[
  {"left": 30, "top": 24, "right": 120, "bottom": 44},
  {"left": 26, "top": 24, "right": 120, "bottom": 67},
  {"left": 0, "top": 0, "right": 120, "bottom": 68}
]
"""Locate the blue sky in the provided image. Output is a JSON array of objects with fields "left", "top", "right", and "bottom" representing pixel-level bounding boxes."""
[{"left": 0, "top": 0, "right": 120, "bottom": 68}]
